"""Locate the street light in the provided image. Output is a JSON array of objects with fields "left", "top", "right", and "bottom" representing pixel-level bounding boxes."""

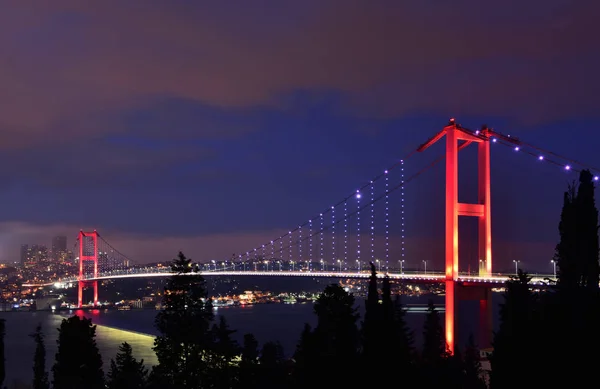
[
  {"left": 376, "top": 259, "right": 381, "bottom": 272},
  {"left": 337, "top": 259, "right": 342, "bottom": 272},
  {"left": 399, "top": 259, "right": 405, "bottom": 274},
  {"left": 513, "top": 260, "right": 519, "bottom": 275},
  {"left": 551, "top": 260, "right": 556, "bottom": 278},
  {"left": 290, "top": 261, "right": 295, "bottom": 271},
  {"left": 320, "top": 259, "right": 324, "bottom": 271},
  {"left": 423, "top": 260, "right": 427, "bottom": 274}
]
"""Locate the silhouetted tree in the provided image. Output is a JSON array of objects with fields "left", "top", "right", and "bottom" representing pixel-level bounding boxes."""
[
  {"left": 490, "top": 271, "right": 538, "bottom": 388},
  {"left": 207, "top": 315, "right": 239, "bottom": 388},
  {"left": 374, "top": 275, "right": 415, "bottom": 381},
  {"left": 391, "top": 294, "right": 415, "bottom": 376},
  {"left": 293, "top": 323, "right": 313, "bottom": 381},
  {"left": 30, "top": 324, "right": 49, "bottom": 389},
  {"left": 52, "top": 315, "right": 104, "bottom": 389},
  {"left": 239, "top": 334, "right": 259, "bottom": 389},
  {"left": 0, "top": 319, "right": 5, "bottom": 389},
  {"left": 556, "top": 170, "right": 600, "bottom": 289},
  {"left": 547, "top": 170, "right": 600, "bottom": 386},
  {"left": 361, "top": 262, "right": 382, "bottom": 371},
  {"left": 464, "top": 334, "right": 486, "bottom": 389},
  {"left": 422, "top": 300, "right": 448, "bottom": 363},
  {"left": 151, "top": 251, "right": 214, "bottom": 389},
  {"left": 107, "top": 342, "right": 148, "bottom": 389},
  {"left": 555, "top": 184, "right": 578, "bottom": 288},
  {"left": 576, "top": 170, "right": 599, "bottom": 289},
  {"left": 294, "top": 284, "right": 359, "bottom": 387},
  {"left": 420, "top": 300, "right": 454, "bottom": 387},
  {"left": 259, "top": 341, "right": 287, "bottom": 389}
]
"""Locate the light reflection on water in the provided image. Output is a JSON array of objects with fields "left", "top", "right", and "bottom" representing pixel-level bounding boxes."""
[{"left": 0, "top": 311, "right": 156, "bottom": 388}]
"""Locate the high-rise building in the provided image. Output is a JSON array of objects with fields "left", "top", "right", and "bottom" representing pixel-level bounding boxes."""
[
  {"left": 52, "top": 236, "right": 67, "bottom": 260},
  {"left": 20, "top": 244, "right": 28, "bottom": 266},
  {"left": 25, "top": 244, "right": 48, "bottom": 268}
]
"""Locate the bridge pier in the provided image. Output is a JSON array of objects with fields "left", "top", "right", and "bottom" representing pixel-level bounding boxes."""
[
  {"left": 452, "top": 283, "right": 493, "bottom": 350},
  {"left": 78, "top": 280, "right": 98, "bottom": 307},
  {"left": 479, "top": 291, "right": 493, "bottom": 349}
]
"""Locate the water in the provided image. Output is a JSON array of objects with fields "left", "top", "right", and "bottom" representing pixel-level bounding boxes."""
[
  {"left": 0, "top": 311, "right": 158, "bottom": 388},
  {"left": 0, "top": 294, "right": 503, "bottom": 387}
]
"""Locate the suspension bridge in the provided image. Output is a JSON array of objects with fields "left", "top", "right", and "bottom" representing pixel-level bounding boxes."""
[{"left": 21, "top": 119, "right": 599, "bottom": 354}]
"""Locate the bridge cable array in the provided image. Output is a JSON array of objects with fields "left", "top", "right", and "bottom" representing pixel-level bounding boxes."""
[
  {"left": 489, "top": 130, "right": 600, "bottom": 178},
  {"left": 236, "top": 150, "right": 446, "bottom": 264}
]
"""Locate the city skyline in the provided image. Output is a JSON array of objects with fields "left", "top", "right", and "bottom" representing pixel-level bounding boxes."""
[{"left": 0, "top": 1, "right": 599, "bottom": 271}]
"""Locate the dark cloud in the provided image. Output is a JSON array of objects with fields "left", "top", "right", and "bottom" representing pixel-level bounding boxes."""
[
  {"left": 1, "top": 0, "right": 598, "bottom": 149},
  {"left": 0, "top": 1, "right": 597, "bottom": 269}
]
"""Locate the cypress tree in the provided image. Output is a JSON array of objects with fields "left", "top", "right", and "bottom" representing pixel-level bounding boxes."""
[
  {"left": 555, "top": 170, "right": 600, "bottom": 289},
  {"left": 361, "top": 262, "right": 381, "bottom": 367},
  {"left": 292, "top": 323, "right": 314, "bottom": 386},
  {"left": 151, "top": 251, "right": 214, "bottom": 389},
  {"left": 207, "top": 316, "right": 239, "bottom": 388},
  {"left": 422, "top": 300, "right": 448, "bottom": 363},
  {"left": 490, "top": 271, "right": 538, "bottom": 388},
  {"left": 420, "top": 300, "right": 451, "bottom": 387},
  {"left": 107, "top": 342, "right": 148, "bottom": 389},
  {"left": 555, "top": 185, "right": 578, "bottom": 288},
  {"left": 575, "top": 170, "right": 599, "bottom": 290},
  {"left": 259, "top": 341, "right": 287, "bottom": 389},
  {"left": 294, "top": 284, "right": 359, "bottom": 387},
  {"left": 239, "top": 334, "right": 259, "bottom": 389},
  {"left": 549, "top": 170, "right": 600, "bottom": 386},
  {"left": 0, "top": 319, "right": 5, "bottom": 389},
  {"left": 30, "top": 324, "right": 49, "bottom": 389},
  {"left": 392, "top": 294, "right": 414, "bottom": 376},
  {"left": 52, "top": 315, "right": 104, "bottom": 389},
  {"left": 464, "top": 334, "right": 486, "bottom": 389}
]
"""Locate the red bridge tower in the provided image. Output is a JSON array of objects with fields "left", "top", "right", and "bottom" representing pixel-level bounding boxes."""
[
  {"left": 418, "top": 119, "right": 494, "bottom": 354},
  {"left": 77, "top": 230, "right": 99, "bottom": 307}
]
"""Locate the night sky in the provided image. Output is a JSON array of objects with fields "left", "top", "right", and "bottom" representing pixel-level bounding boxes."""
[{"left": 0, "top": 1, "right": 599, "bottom": 273}]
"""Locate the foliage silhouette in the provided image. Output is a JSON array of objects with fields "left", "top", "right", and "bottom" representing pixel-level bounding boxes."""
[
  {"left": 239, "top": 334, "right": 259, "bottom": 389},
  {"left": 0, "top": 319, "right": 4, "bottom": 389},
  {"left": 151, "top": 251, "right": 214, "bottom": 389},
  {"left": 490, "top": 271, "right": 538, "bottom": 388},
  {"left": 52, "top": 315, "right": 104, "bottom": 389},
  {"left": 464, "top": 334, "right": 486, "bottom": 389},
  {"left": 107, "top": 342, "right": 148, "bottom": 389},
  {"left": 206, "top": 315, "right": 239, "bottom": 388},
  {"left": 30, "top": 324, "right": 49, "bottom": 389},
  {"left": 555, "top": 170, "right": 600, "bottom": 289},
  {"left": 361, "top": 261, "right": 382, "bottom": 377},
  {"left": 294, "top": 284, "right": 359, "bottom": 387}
]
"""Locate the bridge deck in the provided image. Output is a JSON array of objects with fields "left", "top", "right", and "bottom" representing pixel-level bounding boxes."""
[{"left": 23, "top": 270, "right": 555, "bottom": 288}]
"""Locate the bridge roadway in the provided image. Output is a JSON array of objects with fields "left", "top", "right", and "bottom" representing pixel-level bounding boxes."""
[{"left": 23, "top": 269, "right": 555, "bottom": 288}]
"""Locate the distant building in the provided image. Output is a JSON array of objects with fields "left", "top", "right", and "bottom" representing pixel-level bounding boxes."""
[
  {"left": 52, "top": 236, "right": 67, "bottom": 259},
  {"left": 24, "top": 245, "right": 48, "bottom": 268},
  {"left": 20, "top": 244, "right": 28, "bottom": 266}
]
